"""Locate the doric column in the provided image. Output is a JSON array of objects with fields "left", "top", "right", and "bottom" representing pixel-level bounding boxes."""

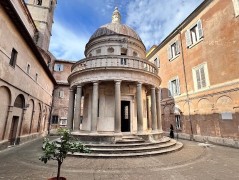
[
  {"left": 114, "top": 80, "right": 121, "bottom": 133},
  {"left": 151, "top": 87, "right": 157, "bottom": 131},
  {"left": 91, "top": 81, "right": 99, "bottom": 132},
  {"left": 156, "top": 88, "right": 162, "bottom": 131},
  {"left": 74, "top": 85, "right": 82, "bottom": 131},
  {"left": 67, "top": 89, "right": 75, "bottom": 130},
  {"left": 137, "top": 82, "right": 143, "bottom": 133},
  {"left": 146, "top": 96, "right": 152, "bottom": 130}
]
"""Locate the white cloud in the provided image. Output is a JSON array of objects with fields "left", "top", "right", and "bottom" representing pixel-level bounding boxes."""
[
  {"left": 126, "top": 0, "right": 203, "bottom": 50},
  {"left": 49, "top": 21, "right": 90, "bottom": 61}
]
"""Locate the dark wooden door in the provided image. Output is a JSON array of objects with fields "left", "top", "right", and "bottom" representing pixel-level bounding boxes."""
[
  {"left": 121, "top": 101, "right": 130, "bottom": 132},
  {"left": 9, "top": 116, "right": 19, "bottom": 145}
]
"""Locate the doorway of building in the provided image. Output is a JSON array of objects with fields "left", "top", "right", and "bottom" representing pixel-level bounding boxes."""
[
  {"left": 9, "top": 116, "right": 19, "bottom": 145},
  {"left": 121, "top": 101, "right": 130, "bottom": 132}
]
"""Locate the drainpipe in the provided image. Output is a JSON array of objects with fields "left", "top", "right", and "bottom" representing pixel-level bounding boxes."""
[{"left": 178, "top": 29, "right": 194, "bottom": 140}]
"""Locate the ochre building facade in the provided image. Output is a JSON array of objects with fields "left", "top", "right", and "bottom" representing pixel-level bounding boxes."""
[{"left": 148, "top": 0, "right": 239, "bottom": 147}]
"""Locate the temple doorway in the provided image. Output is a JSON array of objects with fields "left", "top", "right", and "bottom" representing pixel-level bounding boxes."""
[{"left": 121, "top": 101, "right": 130, "bottom": 132}]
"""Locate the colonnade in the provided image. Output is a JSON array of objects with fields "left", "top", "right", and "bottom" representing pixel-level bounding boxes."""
[{"left": 67, "top": 81, "right": 162, "bottom": 133}]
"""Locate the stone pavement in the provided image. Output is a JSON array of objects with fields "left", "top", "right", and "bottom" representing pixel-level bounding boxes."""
[{"left": 0, "top": 137, "right": 239, "bottom": 180}]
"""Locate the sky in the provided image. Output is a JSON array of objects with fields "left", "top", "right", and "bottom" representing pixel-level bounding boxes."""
[{"left": 49, "top": 0, "right": 204, "bottom": 61}]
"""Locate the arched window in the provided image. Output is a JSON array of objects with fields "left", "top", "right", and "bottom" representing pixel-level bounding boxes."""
[
  {"left": 89, "top": 53, "right": 92, "bottom": 57},
  {"left": 14, "top": 95, "right": 25, "bottom": 108},
  {"left": 107, "top": 47, "right": 114, "bottom": 54}
]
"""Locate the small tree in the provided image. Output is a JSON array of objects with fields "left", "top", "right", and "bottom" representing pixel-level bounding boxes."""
[{"left": 39, "top": 128, "right": 89, "bottom": 180}]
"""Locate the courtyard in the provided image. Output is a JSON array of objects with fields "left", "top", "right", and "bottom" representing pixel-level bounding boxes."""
[{"left": 0, "top": 137, "right": 239, "bottom": 180}]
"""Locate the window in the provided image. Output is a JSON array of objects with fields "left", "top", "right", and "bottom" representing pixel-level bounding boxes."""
[
  {"left": 154, "top": 58, "right": 160, "bottom": 68},
  {"left": 27, "top": 64, "right": 30, "bottom": 74},
  {"left": 232, "top": 0, "right": 239, "bottom": 17},
  {"left": 96, "top": 49, "right": 101, "bottom": 54},
  {"left": 175, "top": 115, "right": 181, "bottom": 129},
  {"left": 192, "top": 63, "right": 210, "bottom": 91},
  {"left": 185, "top": 19, "right": 203, "bottom": 47},
  {"left": 59, "top": 90, "right": 64, "bottom": 98},
  {"left": 52, "top": 115, "right": 58, "bottom": 124},
  {"left": 168, "top": 77, "right": 180, "bottom": 97},
  {"left": 60, "top": 119, "right": 67, "bottom": 126},
  {"left": 35, "top": 0, "right": 42, "bottom": 5},
  {"left": 54, "top": 64, "right": 64, "bottom": 71},
  {"left": 121, "top": 48, "right": 127, "bottom": 55},
  {"left": 121, "top": 58, "right": 127, "bottom": 65},
  {"left": 168, "top": 41, "right": 180, "bottom": 60},
  {"left": 107, "top": 47, "right": 114, "bottom": 54},
  {"left": 35, "top": 73, "right": 38, "bottom": 82},
  {"left": 9, "top": 48, "right": 18, "bottom": 67},
  {"left": 133, "top": 51, "right": 138, "bottom": 57}
]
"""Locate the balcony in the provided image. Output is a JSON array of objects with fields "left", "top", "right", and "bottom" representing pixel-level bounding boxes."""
[{"left": 71, "top": 55, "right": 158, "bottom": 75}]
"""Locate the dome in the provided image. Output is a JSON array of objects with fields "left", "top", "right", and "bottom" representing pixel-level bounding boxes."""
[
  {"left": 89, "top": 23, "right": 142, "bottom": 42},
  {"left": 89, "top": 7, "right": 142, "bottom": 42}
]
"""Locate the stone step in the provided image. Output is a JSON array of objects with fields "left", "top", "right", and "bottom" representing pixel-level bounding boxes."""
[
  {"left": 88, "top": 140, "right": 177, "bottom": 154},
  {"left": 115, "top": 139, "right": 145, "bottom": 144},
  {"left": 84, "top": 137, "right": 171, "bottom": 149},
  {"left": 71, "top": 141, "right": 183, "bottom": 158}
]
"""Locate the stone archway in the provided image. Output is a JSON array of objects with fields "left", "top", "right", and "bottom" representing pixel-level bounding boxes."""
[{"left": 37, "top": 103, "right": 42, "bottom": 132}]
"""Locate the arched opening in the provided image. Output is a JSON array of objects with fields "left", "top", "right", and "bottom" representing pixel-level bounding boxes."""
[
  {"left": 9, "top": 94, "right": 25, "bottom": 145},
  {"left": 14, "top": 94, "right": 25, "bottom": 108},
  {"left": 35, "top": 0, "right": 42, "bottom": 5},
  {"left": 37, "top": 103, "right": 42, "bottom": 132},
  {"left": 0, "top": 86, "right": 11, "bottom": 140},
  {"left": 23, "top": 99, "right": 34, "bottom": 135}
]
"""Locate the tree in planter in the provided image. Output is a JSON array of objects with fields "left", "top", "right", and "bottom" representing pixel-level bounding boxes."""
[{"left": 39, "top": 128, "right": 89, "bottom": 180}]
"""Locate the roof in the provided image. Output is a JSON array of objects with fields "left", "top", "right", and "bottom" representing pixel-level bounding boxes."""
[{"left": 89, "top": 23, "right": 143, "bottom": 42}]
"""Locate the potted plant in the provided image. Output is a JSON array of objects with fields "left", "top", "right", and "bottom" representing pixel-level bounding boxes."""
[{"left": 39, "top": 128, "right": 89, "bottom": 180}]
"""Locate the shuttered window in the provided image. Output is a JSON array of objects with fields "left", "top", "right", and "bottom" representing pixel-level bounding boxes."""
[
  {"left": 193, "top": 63, "right": 209, "bottom": 91},
  {"left": 232, "top": 0, "right": 239, "bottom": 17},
  {"left": 168, "top": 40, "right": 180, "bottom": 60},
  {"left": 185, "top": 19, "right": 203, "bottom": 47},
  {"left": 59, "top": 90, "right": 64, "bottom": 98},
  {"left": 168, "top": 77, "right": 180, "bottom": 97},
  {"left": 196, "top": 66, "right": 206, "bottom": 90},
  {"left": 54, "top": 64, "right": 64, "bottom": 71}
]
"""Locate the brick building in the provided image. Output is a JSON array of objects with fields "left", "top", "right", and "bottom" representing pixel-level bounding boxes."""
[{"left": 147, "top": 0, "right": 239, "bottom": 146}]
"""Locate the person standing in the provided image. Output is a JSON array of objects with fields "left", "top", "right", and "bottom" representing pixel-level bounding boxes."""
[{"left": 170, "top": 124, "right": 174, "bottom": 139}]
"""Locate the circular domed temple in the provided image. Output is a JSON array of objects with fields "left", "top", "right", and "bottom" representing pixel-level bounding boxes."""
[{"left": 67, "top": 8, "right": 182, "bottom": 156}]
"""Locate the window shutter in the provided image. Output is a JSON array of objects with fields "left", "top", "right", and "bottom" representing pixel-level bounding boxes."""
[
  {"left": 197, "top": 19, "right": 203, "bottom": 39},
  {"left": 185, "top": 30, "right": 192, "bottom": 47},
  {"left": 54, "top": 64, "right": 58, "bottom": 71},
  {"left": 168, "top": 81, "right": 172, "bottom": 97},
  {"left": 175, "top": 40, "right": 181, "bottom": 54},
  {"left": 196, "top": 69, "right": 201, "bottom": 89},
  {"left": 200, "top": 67, "right": 206, "bottom": 88},
  {"left": 60, "top": 64, "right": 64, "bottom": 71},
  {"left": 232, "top": 0, "right": 239, "bottom": 16},
  {"left": 168, "top": 45, "right": 172, "bottom": 60},
  {"left": 176, "top": 78, "right": 180, "bottom": 95}
]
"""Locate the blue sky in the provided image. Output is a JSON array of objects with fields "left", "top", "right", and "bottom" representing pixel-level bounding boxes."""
[{"left": 49, "top": 0, "right": 203, "bottom": 61}]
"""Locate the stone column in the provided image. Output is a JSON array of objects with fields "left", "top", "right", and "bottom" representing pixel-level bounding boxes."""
[
  {"left": 151, "top": 87, "right": 157, "bottom": 131},
  {"left": 137, "top": 82, "right": 143, "bottom": 133},
  {"left": 114, "top": 80, "right": 121, "bottom": 133},
  {"left": 156, "top": 88, "right": 162, "bottom": 131},
  {"left": 91, "top": 81, "right": 99, "bottom": 132},
  {"left": 74, "top": 85, "right": 82, "bottom": 131},
  {"left": 146, "top": 96, "right": 152, "bottom": 130},
  {"left": 67, "top": 89, "right": 75, "bottom": 130}
]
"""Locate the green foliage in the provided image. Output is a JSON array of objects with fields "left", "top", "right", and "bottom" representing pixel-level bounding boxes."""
[{"left": 39, "top": 128, "right": 90, "bottom": 179}]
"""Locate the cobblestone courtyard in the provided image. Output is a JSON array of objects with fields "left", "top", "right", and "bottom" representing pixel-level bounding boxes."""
[{"left": 0, "top": 137, "right": 239, "bottom": 180}]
